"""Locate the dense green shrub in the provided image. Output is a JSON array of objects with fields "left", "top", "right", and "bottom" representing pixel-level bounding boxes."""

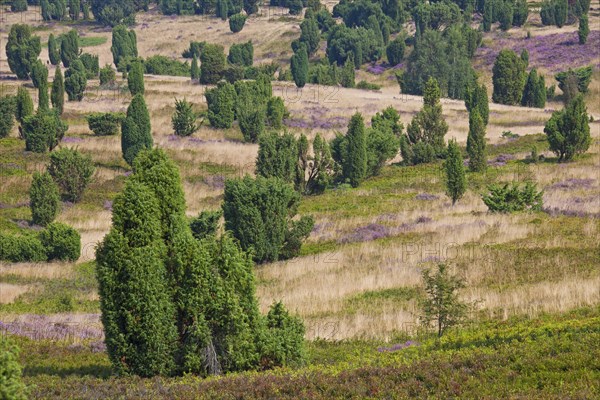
[
  {"left": 60, "top": 30, "right": 79, "bottom": 68},
  {"left": 39, "top": 222, "right": 81, "bottom": 261},
  {"left": 200, "top": 44, "right": 226, "bottom": 84},
  {"left": 127, "top": 60, "right": 145, "bottom": 95},
  {"left": 189, "top": 210, "right": 221, "bottom": 240},
  {"left": 69, "top": 0, "right": 80, "bottom": 19},
  {"left": 22, "top": 110, "right": 67, "bottom": 153},
  {"left": 205, "top": 81, "right": 236, "bottom": 128},
  {"left": 237, "top": 100, "right": 265, "bottom": 143},
  {"left": 223, "top": 176, "right": 314, "bottom": 263},
  {"left": 121, "top": 94, "right": 152, "bottom": 165},
  {"left": 0, "top": 96, "right": 16, "bottom": 138},
  {"left": 144, "top": 55, "right": 190, "bottom": 77},
  {"left": 578, "top": 13, "right": 589, "bottom": 44},
  {"left": 51, "top": 66, "right": 65, "bottom": 115},
  {"left": 444, "top": 140, "right": 466, "bottom": 205},
  {"left": 0, "top": 233, "right": 47, "bottom": 262},
  {"left": 15, "top": 86, "right": 33, "bottom": 125},
  {"left": 182, "top": 41, "right": 206, "bottom": 59},
  {"left": 256, "top": 131, "right": 298, "bottom": 184},
  {"left": 64, "top": 59, "right": 87, "bottom": 101},
  {"left": 326, "top": 24, "right": 382, "bottom": 68},
  {"left": 544, "top": 94, "right": 590, "bottom": 161},
  {"left": 555, "top": 66, "right": 592, "bottom": 95},
  {"left": 261, "top": 302, "right": 306, "bottom": 368},
  {"left": 466, "top": 110, "right": 487, "bottom": 172},
  {"left": 513, "top": 0, "right": 529, "bottom": 26},
  {"left": 291, "top": 44, "right": 309, "bottom": 88},
  {"left": 266, "top": 96, "right": 286, "bottom": 129},
  {"left": 386, "top": 35, "right": 405, "bottom": 66},
  {"left": 80, "top": 53, "right": 100, "bottom": 78},
  {"left": 521, "top": 69, "right": 546, "bottom": 108},
  {"left": 90, "top": 0, "right": 138, "bottom": 26},
  {"left": 48, "top": 148, "right": 95, "bottom": 202},
  {"left": 0, "top": 337, "right": 28, "bottom": 400},
  {"left": 6, "top": 24, "right": 41, "bottom": 80},
  {"left": 482, "top": 182, "right": 543, "bottom": 212},
  {"left": 492, "top": 49, "right": 526, "bottom": 105},
  {"left": 341, "top": 113, "right": 367, "bottom": 187},
  {"left": 228, "top": 41, "right": 253, "bottom": 67},
  {"left": 111, "top": 25, "right": 138, "bottom": 67},
  {"left": 31, "top": 60, "right": 48, "bottom": 89},
  {"left": 298, "top": 16, "right": 320, "bottom": 56},
  {"left": 41, "top": 0, "right": 68, "bottom": 21},
  {"left": 229, "top": 13, "right": 247, "bottom": 33},
  {"left": 191, "top": 55, "right": 199, "bottom": 80},
  {"left": 465, "top": 82, "right": 489, "bottom": 125},
  {"left": 99, "top": 64, "right": 117, "bottom": 85},
  {"left": 86, "top": 112, "right": 125, "bottom": 135},
  {"left": 30, "top": 171, "right": 60, "bottom": 226},
  {"left": 172, "top": 98, "right": 198, "bottom": 137},
  {"left": 12, "top": 0, "right": 28, "bottom": 12}
]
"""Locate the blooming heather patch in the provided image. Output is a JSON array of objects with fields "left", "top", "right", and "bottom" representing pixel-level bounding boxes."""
[
  {"left": 367, "top": 63, "right": 386, "bottom": 75},
  {"left": 0, "top": 314, "right": 104, "bottom": 342},
  {"left": 338, "top": 223, "right": 391, "bottom": 244},
  {"left": 549, "top": 178, "right": 596, "bottom": 190},
  {"left": 476, "top": 31, "right": 600, "bottom": 73},
  {"left": 62, "top": 137, "right": 84, "bottom": 143},
  {"left": 415, "top": 193, "right": 439, "bottom": 201}
]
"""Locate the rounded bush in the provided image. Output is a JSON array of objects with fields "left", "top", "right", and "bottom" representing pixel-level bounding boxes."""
[
  {"left": 30, "top": 171, "right": 60, "bottom": 226},
  {"left": 0, "top": 233, "right": 47, "bottom": 262},
  {"left": 229, "top": 14, "right": 247, "bottom": 33},
  {"left": 39, "top": 222, "right": 81, "bottom": 261}
]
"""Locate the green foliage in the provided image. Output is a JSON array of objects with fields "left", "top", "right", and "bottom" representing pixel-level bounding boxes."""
[
  {"left": 0, "top": 233, "right": 47, "bottom": 262},
  {"left": 521, "top": 69, "right": 547, "bottom": 108},
  {"left": 216, "top": 0, "right": 228, "bottom": 19},
  {"left": 261, "top": 302, "right": 306, "bottom": 368},
  {"left": 466, "top": 110, "right": 487, "bottom": 172},
  {"left": 326, "top": 24, "right": 383, "bottom": 68},
  {"left": 544, "top": 94, "right": 590, "bottom": 161},
  {"left": 31, "top": 59, "right": 48, "bottom": 89},
  {"left": 366, "top": 109, "right": 401, "bottom": 177},
  {"left": 99, "top": 64, "right": 116, "bottom": 85},
  {"left": 91, "top": 0, "right": 138, "bottom": 26},
  {"left": 492, "top": 49, "right": 526, "bottom": 105},
  {"left": 51, "top": 66, "right": 65, "bottom": 115},
  {"left": 29, "top": 171, "right": 60, "bottom": 226},
  {"left": 237, "top": 100, "right": 265, "bottom": 143},
  {"left": 444, "top": 140, "right": 467, "bottom": 205},
  {"left": 39, "top": 222, "right": 81, "bottom": 261},
  {"left": 288, "top": 0, "right": 303, "bottom": 14},
  {"left": 69, "top": 0, "right": 80, "bottom": 19},
  {"left": 121, "top": 94, "right": 152, "bottom": 165},
  {"left": 256, "top": 131, "right": 298, "bottom": 184},
  {"left": 340, "top": 55, "right": 355, "bottom": 88},
  {"left": 223, "top": 176, "right": 313, "bottom": 262},
  {"left": 80, "top": 53, "right": 100, "bottom": 78},
  {"left": 200, "top": 44, "right": 226, "bottom": 84},
  {"left": 228, "top": 41, "right": 253, "bottom": 67},
  {"left": 0, "top": 96, "right": 16, "bottom": 138},
  {"left": 22, "top": 110, "right": 67, "bottom": 153},
  {"left": 540, "top": 0, "right": 567, "bottom": 27},
  {"left": 48, "top": 147, "right": 95, "bottom": 202},
  {"left": 6, "top": 24, "right": 41, "bottom": 80},
  {"left": 190, "top": 210, "right": 221, "bottom": 240},
  {"left": 578, "top": 13, "right": 589, "bottom": 44},
  {"left": 513, "top": 0, "right": 529, "bottom": 26},
  {"left": 127, "top": 60, "right": 145, "bottom": 95},
  {"left": 483, "top": 0, "right": 492, "bottom": 31},
  {"left": 87, "top": 112, "right": 125, "bottom": 135},
  {"left": 266, "top": 96, "right": 286, "bottom": 129},
  {"left": 172, "top": 98, "right": 198, "bottom": 137},
  {"left": 555, "top": 66, "right": 593, "bottom": 95},
  {"left": 496, "top": 0, "right": 513, "bottom": 31},
  {"left": 15, "top": 86, "right": 33, "bottom": 124},
  {"left": 182, "top": 41, "right": 206, "bottom": 59},
  {"left": 291, "top": 44, "right": 309, "bottom": 88},
  {"left": 482, "top": 182, "right": 543, "bottom": 212},
  {"left": 143, "top": 55, "right": 190, "bottom": 77},
  {"left": 342, "top": 113, "right": 367, "bottom": 187},
  {"left": 244, "top": 0, "right": 259, "bottom": 14},
  {"left": 465, "top": 82, "right": 489, "bottom": 125},
  {"left": 111, "top": 25, "right": 138, "bottom": 67},
  {"left": 386, "top": 35, "right": 405, "bottom": 66},
  {"left": 205, "top": 81, "right": 236, "bottom": 129},
  {"left": 0, "top": 337, "right": 27, "bottom": 400},
  {"left": 11, "top": 0, "right": 28, "bottom": 11},
  {"left": 161, "top": 0, "right": 195, "bottom": 14},
  {"left": 296, "top": 133, "right": 335, "bottom": 195},
  {"left": 299, "top": 17, "right": 320, "bottom": 56},
  {"left": 60, "top": 30, "right": 79, "bottom": 68},
  {"left": 229, "top": 13, "right": 247, "bottom": 33},
  {"left": 64, "top": 59, "right": 87, "bottom": 101},
  {"left": 191, "top": 55, "right": 200, "bottom": 81},
  {"left": 420, "top": 263, "right": 468, "bottom": 337}
]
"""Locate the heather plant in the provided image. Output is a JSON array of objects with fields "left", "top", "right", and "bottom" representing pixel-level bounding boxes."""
[
  {"left": 420, "top": 263, "right": 468, "bottom": 337},
  {"left": 544, "top": 95, "right": 590, "bottom": 161},
  {"left": 6, "top": 24, "right": 41, "bottom": 80},
  {"left": 48, "top": 147, "right": 95, "bottom": 202},
  {"left": 29, "top": 171, "right": 60, "bottom": 226},
  {"left": 39, "top": 222, "right": 81, "bottom": 261},
  {"left": 444, "top": 139, "right": 467, "bottom": 205},
  {"left": 482, "top": 182, "right": 543, "bottom": 212}
]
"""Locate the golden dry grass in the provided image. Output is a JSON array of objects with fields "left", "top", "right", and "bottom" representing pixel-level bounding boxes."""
[{"left": 0, "top": 283, "right": 31, "bottom": 304}]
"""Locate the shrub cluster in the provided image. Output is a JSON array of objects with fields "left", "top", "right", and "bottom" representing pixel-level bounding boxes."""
[{"left": 87, "top": 112, "right": 126, "bottom": 135}]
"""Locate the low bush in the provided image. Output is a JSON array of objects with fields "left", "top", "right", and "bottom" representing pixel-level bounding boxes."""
[
  {"left": 482, "top": 182, "right": 543, "bottom": 212},
  {"left": 0, "top": 233, "right": 47, "bottom": 262},
  {"left": 144, "top": 55, "right": 190, "bottom": 77},
  {"left": 39, "top": 222, "right": 81, "bottom": 261},
  {"left": 86, "top": 112, "right": 125, "bottom": 136},
  {"left": 47, "top": 148, "right": 95, "bottom": 202}
]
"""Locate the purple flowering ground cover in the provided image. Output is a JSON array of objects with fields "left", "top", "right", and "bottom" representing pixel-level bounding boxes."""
[{"left": 476, "top": 31, "right": 600, "bottom": 73}]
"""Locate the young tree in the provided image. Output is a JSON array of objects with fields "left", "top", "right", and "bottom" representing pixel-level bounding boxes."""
[
  {"left": 64, "top": 59, "right": 87, "bottom": 101},
  {"left": 22, "top": 110, "right": 68, "bottom": 153},
  {"left": 51, "top": 66, "right": 65, "bottom": 115},
  {"left": 521, "top": 68, "right": 546, "bottom": 108},
  {"left": 38, "top": 80, "right": 50, "bottom": 112},
  {"left": 205, "top": 81, "right": 236, "bottom": 129},
  {"left": 340, "top": 54, "right": 355, "bottom": 88},
  {"left": 31, "top": 60, "right": 49, "bottom": 90},
  {"left": 69, "top": 0, "right": 80, "bottom": 19},
  {"left": 0, "top": 96, "right": 15, "bottom": 138},
  {"left": 60, "top": 29, "right": 79, "bottom": 68},
  {"left": 30, "top": 171, "right": 60, "bottom": 226},
  {"left": 99, "top": 64, "right": 116, "bottom": 86},
  {"left": 237, "top": 100, "right": 265, "bottom": 143},
  {"left": 243, "top": 0, "right": 259, "bottom": 14},
  {"left": 127, "top": 60, "right": 145, "bottom": 95},
  {"left": 266, "top": 96, "right": 286, "bottom": 129},
  {"left": 48, "top": 148, "right": 95, "bottom": 202},
  {"left": 229, "top": 14, "right": 247, "bottom": 33},
  {"left": 121, "top": 94, "right": 152, "bottom": 165},
  {"left": 11, "top": 0, "right": 28, "bottom": 11},
  {"left": 39, "top": 222, "right": 81, "bottom": 261},
  {"left": 111, "top": 25, "right": 138, "bottom": 67},
  {"left": 482, "top": 181, "right": 543, "bottom": 212},
  {"left": 299, "top": 17, "right": 320, "bottom": 56},
  {"left": 497, "top": 0, "right": 514, "bottom": 31},
  {"left": 513, "top": 0, "right": 529, "bottom": 26},
  {"left": 492, "top": 49, "right": 526, "bottom": 105},
  {"left": 420, "top": 263, "right": 468, "bottom": 337},
  {"left": 544, "top": 94, "right": 590, "bottom": 161},
  {"left": 386, "top": 35, "right": 405, "bottom": 66},
  {"left": 200, "top": 44, "right": 226, "bottom": 84},
  {"left": 190, "top": 55, "right": 199, "bottom": 81},
  {"left": 578, "top": 13, "right": 589, "bottom": 44},
  {"left": 466, "top": 110, "right": 487, "bottom": 172},
  {"left": 483, "top": 0, "right": 492, "bottom": 31},
  {"left": 445, "top": 139, "right": 467, "bottom": 205},
  {"left": 342, "top": 112, "right": 367, "bottom": 187},
  {"left": 15, "top": 86, "right": 33, "bottom": 125},
  {"left": 256, "top": 131, "right": 298, "bottom": 184},
  {"left": 228, "top": 41, "right": 253, "bottom": 67},
  {"left": 6, "top": 24, "right": 41, "bottom": 80},
  {"left": 48, "top": 34, "right": 61, "bottom": 66},
  {"left": 171, "top": 98, "right": 198, "bottom": 136},
  {"left": 465, "top": 83, "right": 489, "bottom": 125},
  {"left": 291, "top": 44, "right": 309, "bottom": 88},
  {"left": 554, "top": 0, "right": 567, "bottom": 27}
]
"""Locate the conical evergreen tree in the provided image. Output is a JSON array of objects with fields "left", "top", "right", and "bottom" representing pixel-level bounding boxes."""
[
  {"left": 51, "top": 66, "right": 65, "bottom": 115},
  {"left": 544, "top": 94, "right": 590, "bottom": 161},
  {"left": 578, "top": 13, "right": 589, "bottom": 44},
  {"left": 444, "top": 139, "right": 466, "bottom": 205},
  {"left": 121, "top": 94, "right": 152, "bottom": 165},
  {"left": 48, "top": 34, "right": 60, "bottom": 65},
  {"left": 290, "top": 44, "right": 308, "bottom": 88},
  {"left": 343, "top": 112, "right": 367, "bottom": 187},
  {"left": 466, "top": 110, "right": 487, "bottom": 172},
  {"left": 127, "top": 61, "right": 145, "bottom": 96},
  {"left": 15, "top": 86, "right": 33, "bottom": 125},
  {"left": 190, "top": 55, "right": 199, "bottom": 81},
  {"left": 38, "top": 82, "right": 49, "bottom": 111},
  {"left": 30, "top": 171, "right": 60, "bottom": 226}
]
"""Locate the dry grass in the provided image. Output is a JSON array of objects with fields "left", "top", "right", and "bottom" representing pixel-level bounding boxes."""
[
  {"left": 0, "top": 283, "right": 31, "bottom": 304},
  {"left": 0, "top": 262, "right": 74, "bottom": 279}
]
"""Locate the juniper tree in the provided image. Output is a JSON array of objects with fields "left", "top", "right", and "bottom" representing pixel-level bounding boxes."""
[
  {"left": 0, "top": 337, "right": 27, "bottom": 400},
  {"left": 64, "top": 59, "right": 87, "bottom": 101},
  {"left": 465, "top": 83, "right": 489, "bottom": 125},
  {"left": 51, "top": 66, "right": 65, "bottom": 115},
  {"left": 111, "top": 25, "right": 138, "bottom": 67},
  {"left": 205, "top": 81, "right": 236, "bottom": 129},
  {"left": 266, "top": 96, "right": 286, "bottom": 129},
  {"left": 291, "top": 44, "right": 309, "bottom": 88},
  {"left": 127, "top": 60, "right": 145, "bottom": 95},
  {"left": 60, "top": 29, "right": 79, "bottom": 68},
  {"left": 466, "top": 110, "right": 487, "bottom": 172},
  {"left": 544, "top": 94, "right": 590, "bottom": 161},
  {"left": 229, "top": 14, "right": 247, "bottom": 33},
  {"left": 386, "top": 35, "right": 405, "bottom": 66},
  {"left": 200, "top": 44, "right": 226, "bottom": 84},
  {"left": 256, "top": 131, "right": 298, "bottom": 184},
  {"left": 22, "top": 110, "right": 67, "bottom": 153},
  {"left": 48, "top": 148, "right": 95, "bottom": 202},
  {"left": 121, "top": 94, "right": 152, "bottom": 165},
  {"left": 0, "top": 96, "right": 16, "bottom": 138},
  {"left": 444, "top": 139, "right": 467, "bottom": 205},
  {"left": 299, "top": 17, "right": 320, "bottom": 56},
  {"left": 190, "top": 55, "right": 199, "bottom": 81},
  {"left": 492, "top": 49, "right": 526, "bottom": 105},
  {"left": 341, "top": 113, "right": 367, "bottom": 187},
  {"left": 15, "top": 86, "right": 33, "bottom": 125},
  {"left": 31, "top": 60, "right": 48, "bottom": 89},
  {"left": 30, "top": 171, "right": 60, "bottom": 226},
  {"left": 69, "top": 0, "right": 80, "bottom": 19},
  {"left": 340, "top": 54, "right": 355, "bottom": 88},
  {"left": 171, "top": 98, "right": 198, "bottom": 137},
  {"left": 578, "top": 13, "right": 589, "bottom": 44},
  {"left": 6, "top": 24, "right": 41, "bottom": 80},
  {"left": 521, "top": 69, "right": 546, "bottom": 108},
  {"left": 38, "top": 81, "right": 50, "bottom": 112}
]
